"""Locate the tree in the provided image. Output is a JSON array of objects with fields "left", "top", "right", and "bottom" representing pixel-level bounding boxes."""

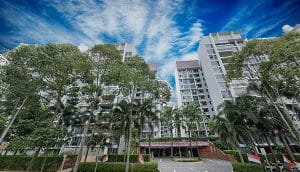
[
  {"left": 160, "top": 106, "right": 178, "bottom": 157},
  {"left": 210, "top": 114, "right": 244, "bottom": 163},
  {"left": 218, "top": 95, "right": 261, "bottom": 154},
  {"left": 181, "top": 102, "right": 203, "bottom": 139},
  {"left": 227, "top": 32, "right": 300, "bottom": 141},
  {"left": 72, "top": 44, "right": 122, "bottom": 172},
  {"left": 107, "top": 56, "right": 160, "bottom": 172}
]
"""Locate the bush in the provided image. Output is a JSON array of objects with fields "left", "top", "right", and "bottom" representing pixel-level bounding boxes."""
[
  {"left": 130, "top": 162, "right": 159, "bottom": 172},
  {"left": 107, "top": 154, "right": 150, "bottom": 163},
  {"left": 232, "top": 162, "right": 264, "bottom": 172},
  {"left": 223, "top": 150, "right": 292, "bottom": 164},
  {"left": 0, "top": 155, "right": 63, "bottom": 171},
  {"left": 212, "top": 139, "right": 232, "bottom": 150},
  {"left": 78, "top": 162, "right": 158, "bottom": 172}
]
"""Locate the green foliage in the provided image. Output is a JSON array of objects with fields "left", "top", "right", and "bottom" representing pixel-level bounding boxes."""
[
  {"left": 107, "top": 154, "right": 150, "bottom": 163},
  {"left": 130, "top": 162, "right": 159, "bottom": 172},
  {"left": 78, "top": 162, "right": 158, "bottom": 172},
  {"left": 0, "top": 115, "right": 5, "bottom": 131},
  {"left": 232, "top": 162, "right": 264, "bottom": 172},
  {"left": 180, "top": 101, "right": 203, "bottom": 137},
  {"left": 224, "top": 150, "right": 300, "bottom": 165},
  {"left": 140, "top": 136, "right": 218, "bottom": 142},
  {"left": 0, "top": 155, "right": 63, "bottom": 171},
  {"left": 212, "top": 139, "right": 232, "bottom": 150}
]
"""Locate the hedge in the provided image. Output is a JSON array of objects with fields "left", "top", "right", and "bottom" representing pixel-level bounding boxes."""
[
  {"left": 107, "top": 154, "right": 150, "bottom": 163},
  {"left": 78, "top": 162, "right": 158, "bottom": 172},
  {"left": 0, "top": 155, "right": 63, "bottom": 171},
  {"left": 232, "top": 162, "right": 264, "bottom": 172},
  {"left": 223, "top": 150, "right": 299, "bottom": 164},
  {"left": 140, "top": 136, "right": 218, "bottom": 142}
]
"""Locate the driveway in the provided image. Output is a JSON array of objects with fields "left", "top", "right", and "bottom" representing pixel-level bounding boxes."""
[{"left": 155, "top": 158, "right": 233, "bottom": 172}]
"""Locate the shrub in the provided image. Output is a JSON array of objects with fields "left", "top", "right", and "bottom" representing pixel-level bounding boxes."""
[
  {"left": 130, "top": 162, "right": 159, "bottom": 172},
  {"left": 107, "top": 154, "right": 150, "bottom": 163},
  {"left": 0, "top": 155, "right": 63, "bottom": 171},
  {"left": 78, "top": 162, "right": 158, "bottom": 172},
  {"left": 223, "top": 150, "right": 294, "bottom": 164},
  {"left": 212, "top": 139, "right": 232, "bottom": 150},
  {"left": 78, "top": 162, "right": 125, "bottom": 172},
  {"left": 232, "top": 162, "right": 264, "bottom": 172}
]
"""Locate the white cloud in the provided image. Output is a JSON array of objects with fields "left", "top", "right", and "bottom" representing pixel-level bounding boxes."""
[
  {"left": 282, "top": 24, "right": 294, "bottom": 33},
  {"left": 78, "top": 43, "right": 88, "bottom": 52},
  {"left": 158, "top": 52, "right": 198, "bottom": 83},
  {"left": 4, "top": 0, "right": 205, "bottom": 103},
  {"left": 0, "top": 1, "right": 92, "bottom": 47}
]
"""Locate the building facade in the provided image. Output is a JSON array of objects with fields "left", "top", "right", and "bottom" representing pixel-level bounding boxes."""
[
  {"left": 175, "top": 60, "right": 213, "bottom": 137},
  {"left": 197, "top": 31, "right": 246, "bottom": 112},
  {"left": 115, "top": 42, "right": 137, "bottom": 61}
]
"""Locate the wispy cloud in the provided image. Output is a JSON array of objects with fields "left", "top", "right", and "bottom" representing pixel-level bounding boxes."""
[
  {"left": 0, "top": 1, "right": 92, "bottom": 49},
  {"left": 221, "top": 0, "right": 299, "bottom": 37}
]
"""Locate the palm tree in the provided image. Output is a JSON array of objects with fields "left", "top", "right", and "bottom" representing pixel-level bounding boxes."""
[
  {"left": 181, "top": 102, "right": 203, "bottom": 157},
  {"left": 218, "top": 95, "right": 260, "bottom": 154},
  {"left": 210, "top": 114, "right": 244, "bottom": 163},
  {"left": 134, "top": 98, "right": 159, "bottom": 156},
  {"left": 160, "top": 106, "right": 178, "bottom": 157}
]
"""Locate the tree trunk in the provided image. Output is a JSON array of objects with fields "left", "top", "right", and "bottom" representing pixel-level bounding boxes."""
[
  {"left": 125, "top": 113, "right": 132, "bottom": 172},
  {"left": 0, "top": 97, "right": 27, "bottom": 144},
  {"left": 27, "top": 147, "right": 41, "bottom": 172},
  {"left": 73, "top": 117, "right": 91, "bottom": 172},
  {"left": 263, "top": 134, "right": 277, "bottom": 162},
  {"left": 171, "top": 130, "right": 174, "bottom": 158},
  {"left": 84, "top": 146, "right": 90, "bottom": 162},
  {"left": 13, "top": 149, "right": 18, "bottom": 155},
  {"left": 93, "top": 156, "right": 98, "bottom": 172},
  {"left": 250, "top": 135, "right": 259, "bottom": 154},
  {"left": 148, "top": 133, "right": 151, "bottom": 158},
  {"left": 40, "top": 152, "right": 48, "bottom": 172},
  {"left": 189, "top": 131, "right": 192, "bottom": 157},
  {"left": 237, "top": 149, "right": 244, "bottom": 163},
  {"left": 279, "top": 132, "right": 295, "bottom": 161}
]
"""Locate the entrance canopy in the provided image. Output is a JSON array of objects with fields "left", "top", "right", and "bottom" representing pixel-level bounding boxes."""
[{"left": 140, "top": 141, "right": 210, "bottom": 148}]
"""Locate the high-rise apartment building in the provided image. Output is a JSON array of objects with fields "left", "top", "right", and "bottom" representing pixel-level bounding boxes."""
[
  {"left": 197, "top": 31, "right": 246, "bottom": 112},
  {"left": 175, "top": 60, "right": 214, "bottom": 137},
  {"left": 115, "top": 43, "right": 137, "bottom": 61}
]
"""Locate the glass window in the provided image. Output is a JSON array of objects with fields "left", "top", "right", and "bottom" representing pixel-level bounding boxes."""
[{"left": 211, "top": 61, "right": 220, "bottom": 67}]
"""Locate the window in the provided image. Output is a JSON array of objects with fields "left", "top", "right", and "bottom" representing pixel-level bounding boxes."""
[
  {"left": 216, "top": 74, "right": 225, "bottom": 81},
  {"left": 211, "top": 61, "right": 220, "bottom": 67},
  {"left": 125, "top": 52, "right": 132, "bottom": 56},
  {"left": 221, "top": 90, "right": 232, "bottom": 98},
  {"left": 207, "top": 49, "right": 215, "bottom": 54},
  {"left": 205, "top": 44, "right": 213, "bottom": 48},
  {"left": 221, "top": 58, "right": 230, "bottom": 64},
  {"left": 218, "top": 82, "right": 227, "bottom": 89},
  {"left": 209, "top": 55, "right": 217, "bottom": 60},
  {"left": 219, "top": 51, "right": 233, "bottom": 57},
  {"left": 203, "top": 108, "right": 209, "bottom": 112},
  {"left": 213, "top": 67, "right": 223, "bottom": 73},
  {"left": 211, "top": 108, "right": 214, "bottom": 111}
]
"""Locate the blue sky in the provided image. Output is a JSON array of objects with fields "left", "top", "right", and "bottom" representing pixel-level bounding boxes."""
[{"left": 1, "top": 0, "right": 299, "bottom": 102}]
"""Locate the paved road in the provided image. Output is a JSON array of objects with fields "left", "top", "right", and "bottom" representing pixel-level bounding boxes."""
[{"left": 155, "top": 158, "right": 233, "bottom": 172}]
